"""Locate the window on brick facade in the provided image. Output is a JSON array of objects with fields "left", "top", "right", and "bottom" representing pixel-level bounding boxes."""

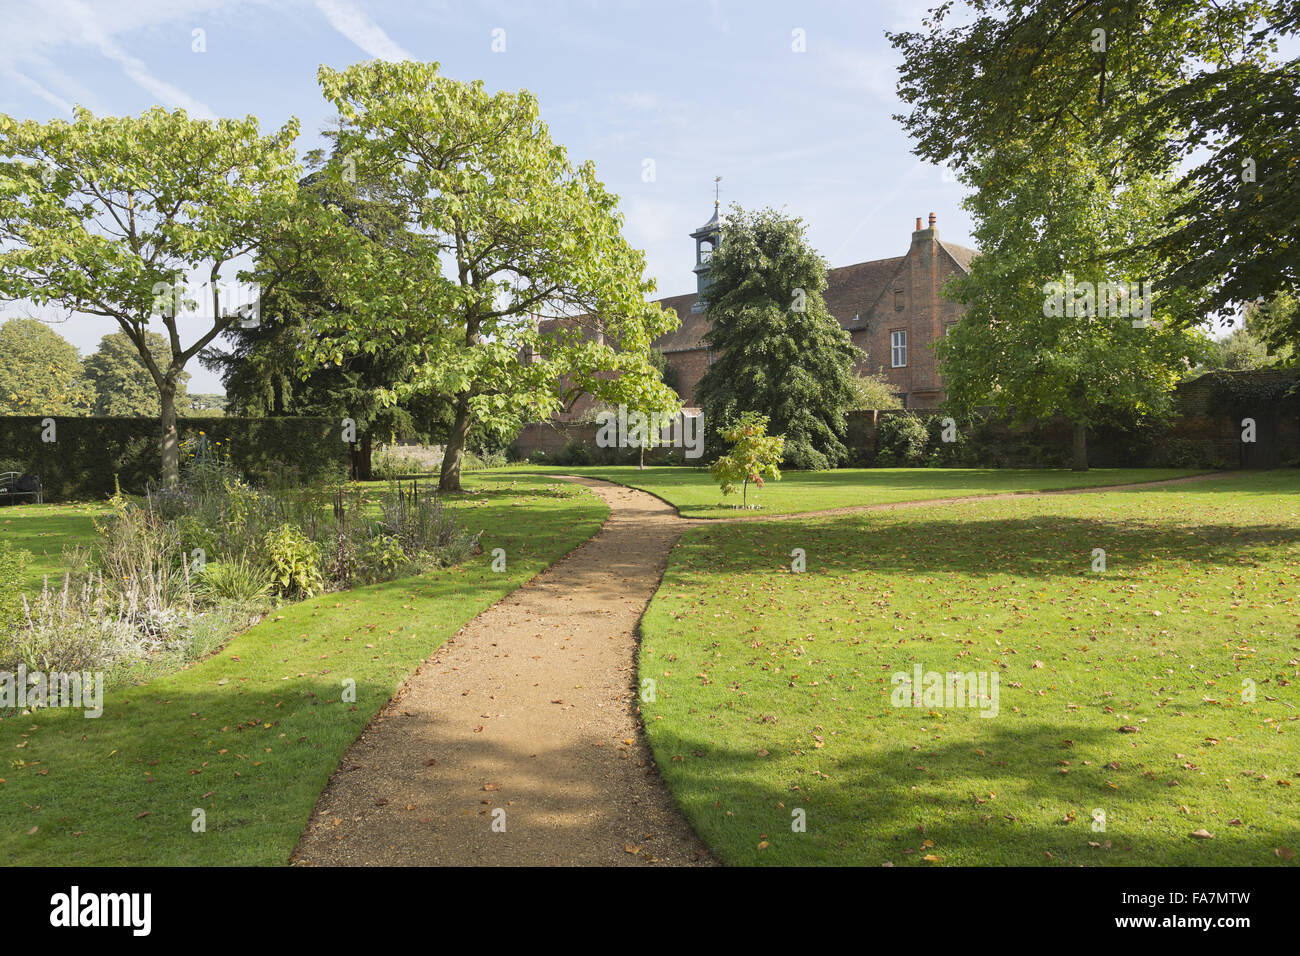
[
  {"left": 891, "top": 330, "right": 907, "bottom": 367},
  {"left": 944, "top": 322, "right": 957, "bottom": 336},
  {"left": 894, "top": 290, "right": 904, "bottom": 311}
]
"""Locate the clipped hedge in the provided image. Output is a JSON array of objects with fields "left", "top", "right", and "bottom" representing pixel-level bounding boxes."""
[{"left": 0, "top": 416, "right": 349, "bottom": 501}]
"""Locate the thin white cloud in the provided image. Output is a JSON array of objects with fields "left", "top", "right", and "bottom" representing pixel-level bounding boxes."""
[
  {"left": 315, "top": 0, "right": 414, "bottom": 62},
  {"left": 3, "top": 68, "right": 74, "bottom": 115},
  {"left": 46, "top": 0, "right": 217, "bottom": 118}
]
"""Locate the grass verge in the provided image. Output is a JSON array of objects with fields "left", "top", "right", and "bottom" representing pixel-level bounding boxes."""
[{"left": 639, "top": 470, "right": 1299, "bottom": 865}]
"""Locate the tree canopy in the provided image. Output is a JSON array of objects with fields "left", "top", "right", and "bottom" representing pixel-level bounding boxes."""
[
  {"left": 299, "top": 61, "right": 679, "bottom": 491},
  {"left": 83, "top": 330, "right": 190, "bottom": 417},
  {"left": 0, "top": 317, "right": 89, "bottom": 415},
  {"left": 936, "top": 140, "right": 1206, "bottom": 469},
  {"left": 889, "top": 0, "right": 1298, "bottom": 326}
]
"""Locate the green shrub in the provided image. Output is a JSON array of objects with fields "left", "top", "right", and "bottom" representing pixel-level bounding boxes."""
[
  {"left": 875, "top": 414, "right": 930, "bottom": 465},
  {"left": 262, "top": 524, "right": 324, "bottom": 598},
  {"left": 194, "top": 557, "right": 273, "bottom": 606},
  {"left": 1149, "top": 438, "right": 1227, "bottom": 470},
  {"left": 361, "top": 534, "right": 408, "bottom": 580},
  {"left": 849, "top": 374, "right": 904, "bottom": 411},
  {"left": 4, "top": 573, "right": 148, "bottom": 674},
  {"left": 94, "top": 497, "right": 192, "bottom": 617}
]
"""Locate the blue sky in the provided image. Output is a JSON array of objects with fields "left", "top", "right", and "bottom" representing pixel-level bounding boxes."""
[{"left": 12, "top": 0, "right": 1240, "bottom": 393}]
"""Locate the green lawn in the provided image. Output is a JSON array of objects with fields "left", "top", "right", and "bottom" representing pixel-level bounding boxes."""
[
  {"left": 1, "top": 501, "right": 107, "bottom": 591},
  {"left": 504, "top": 465, "right": 1207, "bottom": 518},
  {"left": 0, "top": 474, "right": 607, "bottom": 866},
  {"left": 639, "top": 470, "right": 1300, "bottom": 866}
]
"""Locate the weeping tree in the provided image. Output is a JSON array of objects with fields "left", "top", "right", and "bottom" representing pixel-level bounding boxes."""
[
  {"left": 694, "top": 205, "right": 864, "bottom": 470},
  {"left": 304, "top": 61, "right": 679, "bottom": 493},
  {"left": 0, "top": 107, "right": 306, "bottom": 485}
]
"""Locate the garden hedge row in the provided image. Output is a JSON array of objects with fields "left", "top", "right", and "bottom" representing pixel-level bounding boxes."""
[{"left": 0, "top": 415, "right": 350, "bottom": 500}]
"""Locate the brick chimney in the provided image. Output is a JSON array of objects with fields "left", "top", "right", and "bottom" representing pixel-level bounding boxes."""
[{"left": 915, "top": 217, "right": 922, "bottom": 231}]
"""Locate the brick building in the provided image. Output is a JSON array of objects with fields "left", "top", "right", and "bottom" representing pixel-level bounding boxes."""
[{"left": 547, "top": 206, "right": 977, "bottom": 419}]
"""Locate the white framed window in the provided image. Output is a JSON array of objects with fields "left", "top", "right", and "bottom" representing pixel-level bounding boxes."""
[{"left": 890, "top": 330, "right": 907, "bottom": 367}]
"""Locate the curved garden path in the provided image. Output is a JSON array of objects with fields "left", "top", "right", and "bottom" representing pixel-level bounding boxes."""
[
  {"left": 293, "top": 469, "right": 1225, "bottom": 866},
  {"left": 293, "top": 476, "right": 712, "bottom": 866}
]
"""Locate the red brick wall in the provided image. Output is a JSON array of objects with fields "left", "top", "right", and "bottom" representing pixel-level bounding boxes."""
[{"left": 853, "top": 227, "right": 966, "bottom": 408}]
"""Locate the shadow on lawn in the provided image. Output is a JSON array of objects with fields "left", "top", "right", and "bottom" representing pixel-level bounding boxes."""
[
  {"left": 650, "top": 718, "right": 1300, "bottom": 866},
  {"left": 677, "top": 513, "right": 1300, "bottom": 580}
]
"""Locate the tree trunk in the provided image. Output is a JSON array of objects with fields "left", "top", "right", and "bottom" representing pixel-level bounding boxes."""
[
  {"left": 159, "top": 378, "right": 179, "bottom": 487},
  {"left": 357, "top": 431, "right": 374, "bottom": 482},
  {"left": 1071, "top": 422, "right": 1089, "bottom": 471},
  {"left": 439, "top": 396, "right": 473, "bottom": 493}
]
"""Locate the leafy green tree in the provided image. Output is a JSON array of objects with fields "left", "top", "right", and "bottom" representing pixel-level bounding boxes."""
[
  {"left": 936, "top": 142, "right": 1205, "bottom": 470},
  {"left": 183, "top": 393, "right": 228, "bottom": 415},
  {"left": 889, "top": 0, "right": 1297, "bottom": 324},
  {"left": 1246, "top": 291, "right": 1298, "bottom": 363},
  {"left": 709, "top": 412, "right": 784, "bottom": 509},
  {"left": 0, "top": 318, "right": 90, "bottom": 414},
  {"left": 0, "top": 107, "right": 308, "bottom": 485},
  {"left": 850, "top": 373, "right": 904, "bottom": 411},
  {"left": 304, "top": 61, "right": 679, "bottom": 492},
  {"left": 694, "top": 205, "right": 865, "bottom": 470},
  {"left": 83, "top": 330, "right": 190, "bottom": 417}
]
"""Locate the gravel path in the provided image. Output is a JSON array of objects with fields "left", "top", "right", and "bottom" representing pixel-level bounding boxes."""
[{"left": 292, "top": 476, "right": 713, "bottom": 866}]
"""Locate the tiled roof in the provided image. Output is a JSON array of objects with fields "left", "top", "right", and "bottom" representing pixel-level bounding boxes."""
[
  {"left": 940, "top": 241, "right": 978, "bottom": 273},
  {"left": 652, "top": 255, "right": 908, "bottom": 351},
  {"left": 541, "top": 241, "right": 980, "bottom": 355}
]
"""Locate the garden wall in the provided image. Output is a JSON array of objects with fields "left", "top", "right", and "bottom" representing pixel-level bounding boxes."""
[
  {"left": 512, "top": 370, "right": 1299, "bottom": 469},
  {"left": 0, "top": 415, "right": 350, "bottom": 500}
]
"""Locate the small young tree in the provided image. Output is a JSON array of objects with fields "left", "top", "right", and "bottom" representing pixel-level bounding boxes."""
[
  {"left": 695, "top": 205, "right": 864, "bottom": 470},
  {"left": 709, "top": 412, "right": 784, "bottom": 509}
]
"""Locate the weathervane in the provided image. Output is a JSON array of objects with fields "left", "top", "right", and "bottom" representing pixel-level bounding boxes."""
[{"left": 714, "top": 175, "right": 722, "bottom": 207}]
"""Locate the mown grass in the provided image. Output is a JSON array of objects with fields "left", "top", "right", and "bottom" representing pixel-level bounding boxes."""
[
  {"left": 0, "top": 474, "right": 607, "bottom": 866},
  {"left": 503, "top": 465, "right": 1206, "bottom": 518},
  {"left": 1, "top": 501, "right": 107, "bottom": 591},
  {"left": 639, "top": 470, "right": 1300, "bottom": 866}
]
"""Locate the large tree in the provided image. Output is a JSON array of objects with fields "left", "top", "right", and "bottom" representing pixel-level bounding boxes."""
[
  {"left": 694, "top": 205, "right": 864, "bottom": 470},
  {"left": 889, "top": 0, "right": 1298, "bottom": 325},
  {"left": 0, "top": 317, "right": 90, "bottom": 414},
  {"left": 304, "top": 61, "right": 678, "bottom": 492},
  {"left": 83, "top": 330, "right": 190, "bottom": 417},
  {"left": 0, "top": 107, "right": 308, "bottom": 485},
  {"left": 936, "top": 141, "right": 1205, "bottom": 469}
]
